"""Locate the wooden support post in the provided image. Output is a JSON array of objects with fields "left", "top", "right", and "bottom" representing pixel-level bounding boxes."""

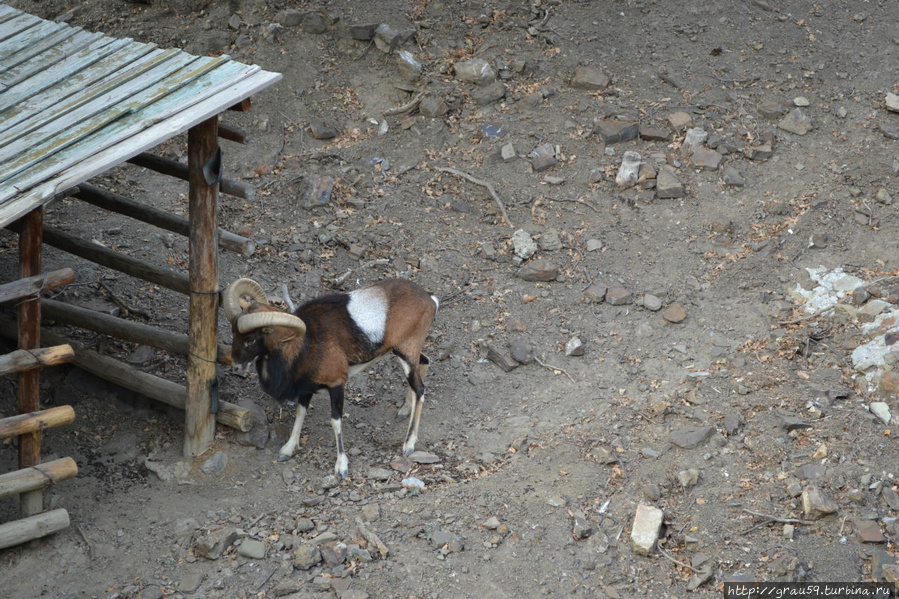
[
  {"left": 17, "top": 208, "right": 43, "bottom": 518},
  {"left": 184, "top": 116, "right": 220, "bottom": 457},
  {"left": 0, "top": 509, "right": 70, "bottom": 550}
]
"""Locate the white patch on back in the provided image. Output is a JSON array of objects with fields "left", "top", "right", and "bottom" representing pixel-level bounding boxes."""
[{"left": 347, "top": 287, "right": 388, "bottom": 344}]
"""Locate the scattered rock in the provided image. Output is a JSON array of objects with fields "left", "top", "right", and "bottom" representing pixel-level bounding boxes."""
[
  {"left": 642, "top": 294, "right": 662, "bottom": 311},
  {"left": 409, "top": 451, "right": 439, "bottom": 464},
  {"left": 374, "top": 23, "right": 415, "bottom": 53},
  {"left": 396, "top": 50, "right": 422, "bottom": 80},
  {"left": 572, "top": 517, "right": 594, "bottom": 539},
  {"left": 194, "top": 528, "right": 238, "bottom": 560},
  {"left": 631, "top": 504, "right": 664, "bottom": 556},
  {"left": 238, "top": 539, "right": 266, "bottom": 559},
  {"left": 656, "top": 167, "right": 685, "bottom": 199},
  {"left": 682, "top": 128, "right": 708, "bottom": 156},
  {"left": 882, "top": 486, "right": 899, "bottom": 510},
  {"left": 870, "top": 402, "right": 892, "bottom": 424},
  {"left": 801, "top": 486, "right": 838, "bottom": 519},
  {"left": 512, "top": 229, "right": 537, "bottom": 260},
  {"left": 745, "top": 143, "right": 773, "bottom": 161},
  {"left": 584, "top": 283, "right": 607, "bottom": 303},
  {"left": 294, "top": 544, "right": 322, "bottom": 570},
  {"left": 471, "top": 81, "right": 506, "bottom": 105},
  {"left": 321, "top": 541, "right": 348, "bottom": 565},
  {"left": 615, "top": 151, "right": 642, "bottom": 189},
  {"left": 516, "top": 260, "right": 559, "bottom": 281},
  {"left": 348, "top": 22, "right": 379, "bottom": 40},
  {"left": 565, "top": 337, "right": 584, "bottom": 357},
  {"left": 419, "top": 95, "right": 448, "bottom": 118},
  {"left": 529, "top": 143, "right": 558, "bottom": 171},
  {"left": 668, "top": 111, "right": 693, "bottom": 131},
  {"left": 778, "top": 108, "right": 812, "bottom": 135},
  {"left": 570, "top": 66, "right": 609, "bottom": 90},
  {"left": 662, "top": 303, "right": 686, "bottom": 323},
  {"left": 487, "top": 345, "right": 519, "bottom": 372},
  {"left": 886, "top": 92, "right": 899, "bottom": 113},
  {"left": 308, "top": 119, "right": 339, "bottom": 140},
  {"left": 454, "top": 58, "right": 496, "bottom": 84},
  {"left": 757, "top": 101, "right": 788, "bottom": 120},
  {"left": 595, "top": 120, "right": 639, "bottom": 144},
  {"left": 678, "top": 468, "right": 700, "bottom": 488},
  {"left": 668, "top": 426, "right": 714, "bottom": 449},
  {"left": 691, "top": 148, "right": 721, "bottom": 171},
  {"left": 856, "top": 520, "right": 886, "bottom": 543},
  {"left": 606, "top": 287, "right": 633, "bottom": 305},
  {"left": 639, "top": 125, "right": 670, "bottom": 141},
  {"left": 201, "top": 451, "right": 228, "bottom": 476}
]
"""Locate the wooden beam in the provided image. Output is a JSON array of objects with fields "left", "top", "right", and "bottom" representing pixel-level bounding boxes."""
[
  {"left": 0, "top": 458, "right": 78, "bottom": 500},
  {"left": 0, "top": 318, "right": 253, "bottom": 432},
  {"left": 17, "top": 208, "right": 42, "bottom": 518},
  {"left": 127, "top": 152, "right": 256, "bottom": 200},
  {"left": 218, "top": 122, "right": 251, "bottom": 144},
  {"left": 0, "top": 268, "right": 75, "bottom": 304},
  {"left": 0, "top": 406, "right": 75, "bottom": 440},
  {"left": 185, "top": 116, "right": 220, "bottom": 457},
  {"left": 74, "top": 184, "right": 255, "bottom": 256},
  {"left": 41, "top": 299, "right": 231, "bottom": 365},
  {"left": 0, "top": 509, "right": 70, "bottom": 551},
  {"left": 36, "top": 224, "right": 191, "bottom": 295},
  {"left": 0, "top": 344, "right": 74, "bottom": 377}
]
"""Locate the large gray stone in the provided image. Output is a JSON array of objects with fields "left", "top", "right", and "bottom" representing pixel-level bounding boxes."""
[
  {"left": 656, "top": 167, "right": 684, "bottom": 199},
  {"left": 570, "top": 66, "right": 609, "bottom": 90},
  {"left": 668, "top": 426, "right": 714, "bottom": 449}
]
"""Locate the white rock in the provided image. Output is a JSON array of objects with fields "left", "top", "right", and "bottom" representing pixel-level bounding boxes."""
[
  {"left": 615, "top": 151, "right": 642, "bottom": 189},
  {"left": 512, "top": 229, "right": 537, "bottom": 260},
  {"left": 794, "top": 96, "right": 810, "bottom": 107},
  {"left": 870, "top": 402, "right": 892, "bottom": 425},
  {"left": 682, "top": 128, "right": 708, "bottom": 156},
  {"left": 886, "top": 92, "right": 899, "bottom": 113},
  {"left": 631, "top": 504, "right": 664, "bottom": 556}
]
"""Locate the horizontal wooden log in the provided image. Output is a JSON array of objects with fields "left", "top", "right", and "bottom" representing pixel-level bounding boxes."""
[
  {"left": 0, "top": 508, "right": 70, "bottom": 550},
  {"left": 0, "top": 458, "right": 78, "bottom": 500},
  {"left": 127, "top": 152, "right": 256, "bottom": 200},
  {"left": 218, "top": 122, "right": 251, "bottom": 144},
  {"left": 0, "top": 318, "right": 252, "bottom": 432},
  {"left": 41, "top": 299, "right": 231, "bottom": 365},
  {"left": 0, "top": 268, "right": 75, "bottom": 305},
  {"left": 0, "top": 345, "right": 74, "bottom": 377},
  {"left": 39, "top": 224, "right": 190, "bottom": 295},
  {"left": 0, "top": 406, "right": 75, "bottom": 440},
  {"left": 74, "top": 184, "right": 255, "bottom": 256}
]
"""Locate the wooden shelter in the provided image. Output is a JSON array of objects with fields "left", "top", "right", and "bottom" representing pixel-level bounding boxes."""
[{"left": 0, "top": 4, "right": 281, "bottom": 546}]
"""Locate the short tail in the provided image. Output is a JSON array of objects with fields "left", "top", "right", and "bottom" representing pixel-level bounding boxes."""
[{"left": 429, "top": 293, "right": 440, "bottom": 313}]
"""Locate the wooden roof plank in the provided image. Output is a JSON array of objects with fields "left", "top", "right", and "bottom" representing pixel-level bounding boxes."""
[
  {"left": 0, "top": 19, "right": 62, "bottom": 57},
  {"left": 0, "top": 52, "right": 202, "bottom": 167},
  {"left": 0, "top": 60, "right": 248, "bottom": 192},
  {"left": 0, "top": 24, "right": 82, "bottom": 75},
  {"left": 0, "top": 11, "right": 39, "bottom": 43},
  {"left": 0, "top": 63, "right": 274, "bottom": 212},
  {"left": 0, "top": 40, "right": 157, "bottom": 126},
  {"left": 0, "top": 68, "right": 280, "bottom": 226},
  {"left": 0, "top": 35, "right": 123, "bottom": 98},
  {"left": 0, "top": 30, "right": 105, "bottom": 87},
  {"left": 0, "top": 47, "right": 183, "bottom": 145}
]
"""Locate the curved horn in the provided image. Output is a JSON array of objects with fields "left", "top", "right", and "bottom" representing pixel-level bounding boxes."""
[
  {"left": 223, "top": 278, "right": 268, "bottom": 323},
  {"left": 237, "top": 311, "right": 307, "bottom": 336}
]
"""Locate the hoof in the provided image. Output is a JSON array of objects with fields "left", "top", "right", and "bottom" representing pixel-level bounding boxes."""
[
  {"left": 337, "top": 469, "right": 349, "bottom": 479},
  {"left": 277, "top": 453, "right": 292, "bottom": 462}
]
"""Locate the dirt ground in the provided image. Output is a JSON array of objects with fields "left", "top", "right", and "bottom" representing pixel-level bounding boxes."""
[{"left": 2, "top": 0, "right": 899, "bottom": 597}]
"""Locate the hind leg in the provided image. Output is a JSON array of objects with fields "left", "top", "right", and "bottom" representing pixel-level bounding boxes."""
[
  {"left": 397, "top": 354, "right": 429, "bottom": 455},
  {"left": 397, "top": 354, "right": 429, "bottom": 419}
]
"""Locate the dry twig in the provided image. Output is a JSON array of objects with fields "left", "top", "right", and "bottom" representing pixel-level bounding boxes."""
[
  {"left": 435, "top": 166, "right": 513, "bottom": 228},
  {"left": 534, "top": 355, "right": 576, "bottom": 383},
  {"left": 658, "top": 546, "right": 697, "bottom": 572},
  {"left": 383, "top": 92, "right": 424, "bottom": 116}
]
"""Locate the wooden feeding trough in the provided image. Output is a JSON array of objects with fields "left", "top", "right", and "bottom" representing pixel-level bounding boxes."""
[{"left": 0, "top": 4, "right": 281, "bottom": 546}]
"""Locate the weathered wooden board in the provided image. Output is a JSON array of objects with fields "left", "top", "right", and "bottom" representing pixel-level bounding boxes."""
[{"left": 0, "top": 3, "right": 281, "bottom": 228}]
